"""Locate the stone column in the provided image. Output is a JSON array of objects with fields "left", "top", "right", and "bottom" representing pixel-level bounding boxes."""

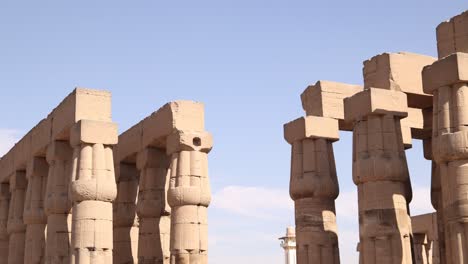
[
  {"left": 7, "top": 171, "right": 27, "bottom": 264},
  {"left": 114, "top": 163, "right": 139, "bottom": 264},
  {"left": 0, "top": 184, "right": 10, "bottom": 264},
  {"left": 24, "top": 157, "right": 48, "bottom": 264},
  {"left": 69, "top": 120, "right": 118, "bottom": 263},
  {"left": 425, "top": 137, "right": 445, "bottom": 264},
  {"left": 284, "top": 116, "right": 340, "bottom": 264},
  {"left": 45, "top": 140, "right": 73, "bottom": 264},
  {"left": 344, "top": 88, "right": 413, "bottom": 264},
  {"left": 136, "top": 148, "right": 171, "bottom": 264},
  {"left": 166, "top": 131, "right": 213, "bottom": 264},
  {"left": 423, "top": 52, "right": 468, "bottom": 263},
  {"left": 414, "top": 234, "right": 432, "bottom": 264}
]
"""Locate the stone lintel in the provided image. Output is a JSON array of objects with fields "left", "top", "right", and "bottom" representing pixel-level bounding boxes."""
[
  {"left": 116, "top": 100, "right": 206, "bottom": 163},
  {"left": 142, "top": 100, "right": 205, "bottom": 148},
  {"left": 363, "top": 52, "right": 436, "bottom": 108},
  {"left": 423, "top": 52, "right": 468, "bottom": 93},
  {"left": 344, "top": 88, "right": 408, "bottom": 123},
  {"left": 70, "top": 119, "right": 118, "bottom": 146},
  {"left": 166, "top": 130, "right": 213, "bottom": 155},
  {"left": 0, "top": 87, "right": 112, "bottom": 183},
  {"left": 51, "top": 88, "right": 112, "bottom": 140},
  {"left": 411, "top": 213, "right": 438, "bottom": 241},
  {"left": 301, "top": 80, "right": 362, "bottom": 131},
  {"left": 283, "top": 116, "right": 339, "bottom": 144},
  {"left": 436, "top": 11, "right": 468, "bottom": 59}
]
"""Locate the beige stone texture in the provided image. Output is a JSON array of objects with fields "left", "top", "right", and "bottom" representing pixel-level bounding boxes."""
[
  {"left": 113, "top": 163, "right": 139, "bottom": 264},
  {"left": 24, "top": 157, "right": 48, "bottom": 264},
  {"left": 7, "top": 172, "right": 27, "bottom": 264},
  {"left": 283, "top": 116, "right": 339, "bottom": 144},
  {"left": 344, "top": 88, "right": 413, "bottom": 148},
  {"left": 350, "top": 106, "right": 413, "bottom": 263},
  {"left": 0, "top": 184, "right": 10, "bottom": 264},
  {"left": 412, "top": 213, "right": 439, "bottom": 264},
  {"left": 69, "top": 120, "right": 118, "bottom": 264},
  {"left": 45, "top": 140, "right": 73, "bottom": 264},
  {"left": 116, "top": 101, "right": 205, "bottom": 163},
  {"left": 344, "top": 88, "right": 408, "bottom": 123},
  {"left": 51, "top": 88, "right": 112, "bottom": 140},
  {"left": 287, "top": 134, "right": 341, "bottom": 264},
  {"left": 300, "top": 80, "right": 363, "bottom": 130},
  {"left": 167, "top": 130, "right": 212, "bottom": 264},
  {"left": 363, "top": 52, "right": 436, "bottom": 108},
  {"left": 436, "top": 11, "right": 468, "bottom": 59},
  {"left": 136, "top": 148, "right": 171, "bottom": 264},
  {"left": 0, "top": 88, "right": 112, "bottom": 183},
  {"left": 422, "top": 37, "right": 468, "bottom": 262},
  {"left": 422, "top": 52, "right": 468, "bottom": 94},
  {"left": 113, "top": 100, "right": 212, "bottom": 264}
]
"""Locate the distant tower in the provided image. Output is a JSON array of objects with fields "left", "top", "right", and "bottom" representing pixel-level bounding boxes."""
[{"left": 279, "top": 227, "right": 296, "bottom": 264}]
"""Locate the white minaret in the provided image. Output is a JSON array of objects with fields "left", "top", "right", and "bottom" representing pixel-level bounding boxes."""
[{"left": 279, "top": 227, "right": 296, "bottom": 264}]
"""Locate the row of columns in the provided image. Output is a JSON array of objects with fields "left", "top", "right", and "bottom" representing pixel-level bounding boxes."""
[
  {"left": 112, "top": 130, "right": 213, "bottom": 264},
  {"left": 1, "top": 127, "right": 214, "bottom": 264}
]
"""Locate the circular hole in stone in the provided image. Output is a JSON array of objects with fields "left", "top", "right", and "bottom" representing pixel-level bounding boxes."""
[{"left": 193, "top": 137, "right": 201, "bottom": 146}]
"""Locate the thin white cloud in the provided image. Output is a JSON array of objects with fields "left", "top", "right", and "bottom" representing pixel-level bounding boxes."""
[
  {"left": 410, "top": 186, "right": 435, "bottom": 216},
  {"left": 212, "top": 185, "right": 293, "bottom": 220},
  {"left": 0, "top": 129, "right": 20, "bottom": 156}
]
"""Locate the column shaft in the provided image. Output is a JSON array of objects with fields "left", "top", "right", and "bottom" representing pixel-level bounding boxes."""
[
  {"left": 167, "top": 131, "right": 212, "bottom": 264},
  {"left": 7, "top": 171, "right": 27, "bottom": 264},
  {"left": 289, "top": 138, "right": 340, "bottom": 264},
  {"left": 24, "top": 157, "right": 48, "bottom": 264},
  {"left": 0, "top": 184, "right": 10, "bottom": 264},
  {"left": 431, "top": 83, "right": 468, "bottom": 263},
  {"left": 352, "top": 114, "right": 413, "bottom": 264},
  {"left": 45, "top": 141, "right": 73, "bottom": 264},
  {"left": 69, "top": 120, "right": 118, "bottom": 264},
  {"left": 136, "top": 148, "right": 171, "bottom": 264},
  {"left": 113, "top": 163, "right": 139, "bottom": 264}
]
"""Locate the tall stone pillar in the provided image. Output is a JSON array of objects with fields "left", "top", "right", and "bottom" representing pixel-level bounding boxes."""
[
  {"left": 24, "top": 157, "right": 48, "bottom": 264},
  {"left": 424, "top": 133, "right": 445, "bottom": 264},
  {"left": 69, "top": 120, "right": 118, "bottom": 263},
  {"left": 0, "top": 184, "right": 10, "bottom": 264},
  {"left": 136, "top": 148, "right": 171, "bottom": 264},
  {"left": 7, "top": 171, "right": 27, "bottom": 264},
  {"left": 413, "top": 234, "right": 431, "bottom": 264},
  {"left": 344, "top": 88, "right": 413, "bottom": 264},
  {"left": 423, "top": 52, "right": 468, "bottom": 263},
  {"left": 166, "top": 131, "right": 213, "bottom": 264},
  {"left": 284, "top": 116, "right": 340, "bottom": 264},
  {"left": 114, "top": 163, "right": 139, "bottom": 264},
  {"left": 45, "top": 140, "right": 73, "bottom": 264}
]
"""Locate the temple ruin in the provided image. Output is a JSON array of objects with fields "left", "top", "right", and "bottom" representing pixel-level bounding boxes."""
[
  {"left": 284, "top": 10, "right": 468, "bottom": 264},
  {"left": 0, "top": 8, "right": 467, "bottom": 264},
  {"left": 0, "top": 89, "right": 212, "bottom": 264}
]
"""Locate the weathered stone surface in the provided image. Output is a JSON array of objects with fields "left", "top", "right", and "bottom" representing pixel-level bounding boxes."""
[
  {"left": 0, "top": 184, "right": 10, "bottom": 264},
  {"left": 436, "top": 11, "right": 468, "bottom": 59},
  {"left": 344, "top": 88, "right": 409, "bottom": 123},
  {"left": 167, "top": 130, "right": 212, "bottom": 264},
  {"left": 24, "top": 157, "right": 48, "bottom": 264},
  {"left": 284, "top": 116, "right": 339, "bottom": 144},
  {"left": 363, "top": 52, "right": 436, "bottom": 108},
  {"left": 69, "top": 122, "right": 118, "bottom": 263},
  {"left": 113, "top": 163, "right": 139, "bottom": 264},
  {"left": 301, "top": 80, "right": 362, "bottom": 130},
  {"left": 422, "top": 52, "right": 468, "bottom": 94}
]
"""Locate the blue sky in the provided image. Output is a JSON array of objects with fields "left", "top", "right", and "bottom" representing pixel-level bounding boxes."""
[{"left": 0, "top": 1, "right": 466, "bottom": 263}]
